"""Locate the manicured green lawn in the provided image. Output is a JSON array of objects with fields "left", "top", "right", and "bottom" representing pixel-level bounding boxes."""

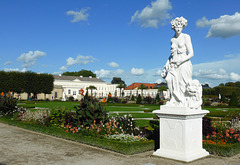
[{"left": 17, "top": 101, "right": 240, "bottom": 122}]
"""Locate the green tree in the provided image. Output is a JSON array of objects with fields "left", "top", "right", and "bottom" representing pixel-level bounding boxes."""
[
  {"left": 225, "top": 82, "right": 236, "bottom": 87},
  {"left": 62, "top": 69, "right": 96, "bottom": 77},
  {"left": 138, "top": 84, "right": 147, "bottom": 98},
  {"left": 219, "top": 83, "right": 225, "bottom": 86},
  {"left": 131, "top": 95, "right": 135, "bottom": 101},
  {"left": 155, "top": 93, "right": 160, "bottom": 102},
  {"left": 117, "top": 82, "right": 126, "bottom": 98},
  {"left": 229, "top": 92, "right": 239, "bottom": 107},
  {"left": 158, "top": 85, "right": 168, "bottom": 97},
  {"left": 136, "top": 94, "right": 142, "bottom": 104},
  {"left": 111, "top": 77, "right": 125, "bottom": 84},
  {"left": 87, "top": 85, "right": 97, "bottom": 96},
  {"left": 221, "top": 94, "right": 226, "bottom": 103}
]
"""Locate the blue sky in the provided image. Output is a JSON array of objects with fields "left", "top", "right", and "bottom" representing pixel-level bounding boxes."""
[{"left": 1, "top": 0, "right": 240, "bottom": 87}]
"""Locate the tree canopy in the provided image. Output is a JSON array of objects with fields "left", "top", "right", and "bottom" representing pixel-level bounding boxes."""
[
  {"left": 111, "top": 77, "right": 125, "bottom": 85},
  {"left": 62, "top": 69, "right": 96, "bottom": 77},
  {"left": 0, "top": 71, "right": 54, "bottom": 98}
]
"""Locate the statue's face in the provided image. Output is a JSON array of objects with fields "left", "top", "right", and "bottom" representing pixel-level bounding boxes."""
[{"left": 174, "top": 24, "right": 183, "bottom": 34}]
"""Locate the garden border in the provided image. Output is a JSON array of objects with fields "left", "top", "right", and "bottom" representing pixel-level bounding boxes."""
[{"left": 0, "top": 117, "right": 154, "bottom": 155}]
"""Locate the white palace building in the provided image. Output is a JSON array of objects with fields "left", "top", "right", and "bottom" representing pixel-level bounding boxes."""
[
  {"left": 19, "top": 75, "right": 120, "bottom": 100},
  {"left": 18, "top": 75, "right": 170, "bottom": 100}
]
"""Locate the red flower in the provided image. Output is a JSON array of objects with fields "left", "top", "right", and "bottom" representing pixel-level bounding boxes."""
[
  {"left": 102, "top": 98, "right": 106, "bottom": 103},
  {"left": 66, "top": 130, "right": 69, "bottom": 132},
  {"left": 212, "top": 131, "right": 217, "bottom": 135},
  {"left": 1, "top": 92, "right": 4, "bottom": 96},
  {"left": 230, "top": 128, "right": 234, "bottom": 134}
]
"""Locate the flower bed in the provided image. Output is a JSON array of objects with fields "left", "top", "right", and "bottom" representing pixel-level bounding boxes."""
[
  {"left": 203, "top": 119, "right": 240, "bottom": 157},
  {"left": 0, "top": 116, "right": 154, "bottom": 155}
]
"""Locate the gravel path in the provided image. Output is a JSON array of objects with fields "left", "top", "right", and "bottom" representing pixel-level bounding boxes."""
[{"left": 0, "top": 122, "right": 240, "bottom": 165}]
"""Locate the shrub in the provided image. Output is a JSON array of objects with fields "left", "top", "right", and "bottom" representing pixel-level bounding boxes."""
[
  {"left": 143, "top": 96, "right": 153, "bottom": 104},
  {"left": 74, "top": 97, "right": 108, "bottom": 127},
  {"left": 228, "top": 114, "right": 240, "bottom": 131},
  {"left": 112, "top": 97, "right": 121, "bottom": 103},
  {"left": 50, "top": 106, "right": 68, "bottom": 128},
  {"left": 229, "top": 92, "right": 239, "bottom": 107},
  {"left": 202, "top": 117, "right": 215, "bottom": 136},
  {"left": 68, "top": 96, "right": 74, "bottom": 101},
  {"left": 155, "top": 93, "right": 160, "bottom": 103},
  {"left": 136, "top": 94, "right": 142, "bottom": 104},
  {"left": 114, "top": 114, "right": 141, "bottom": 136},
  {"left": 64, "top": 111, "right": 77, "bottom": 127},
  {"left": 203, "top": 142, "right": 240, "bottom": 157},
  {"left": 0, "top": 92, "right": 18, "bottom": 116},
  {"left": 121, "top": 99, "right": 128, "bottom": 104},
  {"left": 131, "top": 95, "right": 135, "bottom": 101}
]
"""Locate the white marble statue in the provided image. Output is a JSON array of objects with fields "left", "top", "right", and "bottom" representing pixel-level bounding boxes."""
[{"left": 161, "top": 17, "right": 202, "bottom": 109}]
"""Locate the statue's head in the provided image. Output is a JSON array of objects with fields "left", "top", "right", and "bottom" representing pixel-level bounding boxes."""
[{"left": 171, "top": 17, "right": 188, "bottom": 31}]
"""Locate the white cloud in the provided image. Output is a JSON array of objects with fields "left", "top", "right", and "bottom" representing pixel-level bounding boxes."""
[
  {"left": 196, "top": 12, "right": 240, "bottom": 38},
  {"left": 60, "top": 66, "right": 67, "bottom": 71},
  {"left": 108, "top": 62, "right": 119, "bottom": 68},
  {"left": 3, "top": 61, "right": 12, "bottom": 66},
  {"left": 66, "top": 55, "right": 96, "bottom": 67},
  {"left": 95, "top": 69, "right": 111, "bottom": 79},
  {"left": 131, "top": 0, "right": 172, "bottom": 28},
  {"left": 17, "top": 50, "right": 46, "bottom": 68},
  {"left": 66, "top": 8, "right": 90, "bottom": 23},
  {"left": 192, "top": 55, "right": 240, "bottom": 86},
  {"left": 95, "top": 69, "right": 125, "bottom": 79},
  {"left": 155, "top": 69, "right": 162, "bottom": 76},
  {"left": 193, "top": 68, "right": 229, "bottom": 80},
  {"left": 155, "top": 78, "right": 163, "bottom": 84},
  {"left": 230, "top": 72, "right": 240, "bottom": 81},
  {"left": 131, "top": 68, "right": 144, "bottom": 75},
  {"left": 4, "top": 68, "right": 26, "bottom": 72}
]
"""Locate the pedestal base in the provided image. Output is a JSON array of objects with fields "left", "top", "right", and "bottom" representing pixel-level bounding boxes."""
[{"left": 152, "top": 106, "right": 209, "bottom": 162}]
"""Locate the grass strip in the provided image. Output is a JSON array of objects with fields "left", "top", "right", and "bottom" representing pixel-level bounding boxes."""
[{"left": 0, "top": 117, "right": 154, "bottom": 155}]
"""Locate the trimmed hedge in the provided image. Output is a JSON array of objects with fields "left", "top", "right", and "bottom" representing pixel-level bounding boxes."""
[
  {"left": 0, "top": 117, "right": 154, "bottom": 155},
  {"left": 203, "top": 143, "right": 240, "bottom": 157}
]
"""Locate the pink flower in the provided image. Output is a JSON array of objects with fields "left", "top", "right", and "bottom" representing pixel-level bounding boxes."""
[{"left": 226, "top": 133, "right": 230, "bottom": 137}]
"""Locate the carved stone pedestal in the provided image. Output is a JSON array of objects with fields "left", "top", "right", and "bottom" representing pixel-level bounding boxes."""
[{"left": 152, "top": 106, "right": 209, "bottom": 162}]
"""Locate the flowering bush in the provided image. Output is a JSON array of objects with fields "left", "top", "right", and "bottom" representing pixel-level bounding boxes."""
[
  {"left": 66, "top": 119, "right": 121, "bottom": 138},
  {"left": 74, "top": 97, "right": 108, "bottom": 127},
  {"left": 203, "top": 121, "right": 240, "bottom": 145},
  {"left": 104, "top": 134, "right": 147, "bottom": 143},
  {"left": 228, "top": 114, "right": 240, "bottom": 131},
  {"left": 0, "top": 92, "right": 18, "bottom": 116},
  {"left": 18, "top": 109, "right": 50, "bottom": 125},
  {"left": 114, "top": 114, "right": 142, "bottom": 136}
]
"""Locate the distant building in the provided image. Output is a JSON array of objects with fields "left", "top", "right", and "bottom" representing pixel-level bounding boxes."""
[
  {"left": 19, "top": 75, "right": 120, "bottom": 100},
  {"left": 124, "top": 82, "right": 170, "bottom": 99},
  {"left": 202, "top": 84, "right": 211, "bottom": 89}
]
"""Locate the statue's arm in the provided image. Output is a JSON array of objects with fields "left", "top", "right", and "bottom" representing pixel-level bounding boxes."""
[{"left": 185, "top": 34, "right": 194, "bottom": 60}]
